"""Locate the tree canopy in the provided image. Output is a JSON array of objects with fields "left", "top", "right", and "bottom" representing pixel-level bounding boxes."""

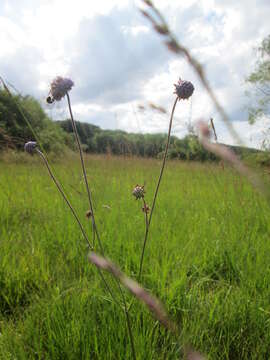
[
  {"left": 0, "top": 88, "right": 263, "bottom": 163},
  {"left": 0, "top": 90, "right": 72, "bottom": 153},
  {"left": 246, "top": 34, "right": 270, "bottom": 124}
]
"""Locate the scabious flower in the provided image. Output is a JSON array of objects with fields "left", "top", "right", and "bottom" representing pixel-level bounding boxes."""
[
  {"left": 132, "top": 185, "right": 145, "bottom": 200},
  {"left": 24, "top": 141, "right": 37, "bottom": 154},
  {"left": 174, "top": 78, "right": 194, "bottom": 100},
  {"left": 49, "top": 76, "right": 74, "bottom": 102}
]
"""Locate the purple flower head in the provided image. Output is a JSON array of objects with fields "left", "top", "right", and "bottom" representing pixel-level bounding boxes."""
[
  {"left": 50, "top": 76, "right": 74, "bottom": 101},
  {"left": 174, "top": 78, "right": 194, "bottom": 100},
  {"left": 24, "top": 141, "right": 37, "bottom": 154},
  {"left": 132, "top": 185, "right": 145, "bottom": 200}
]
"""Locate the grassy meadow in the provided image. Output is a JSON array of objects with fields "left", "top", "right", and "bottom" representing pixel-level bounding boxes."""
[{"left": 1, "top": 154, "right": 270, "bottom": 359}]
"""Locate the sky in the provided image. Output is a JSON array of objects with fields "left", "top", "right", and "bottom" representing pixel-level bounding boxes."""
[{"left": 0, "top": 0, "right": 270, "bottom": 149}]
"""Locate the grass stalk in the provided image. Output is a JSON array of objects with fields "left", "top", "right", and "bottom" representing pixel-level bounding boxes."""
[
  {"left": 36, "top": 149, "right": 92, "bottom": 249},
  {"left": 138, "top": 96, "right": 179, "bottom": 280},
  {"left": 36, "top": 148, "right": 120, "bottom": 306},
  {"left": 117, "top": 282, "right": 137, "bottom": 360},
  {"left": 66, "top": 94, "right": 136, "bottom": 347},
  {"left": 66, "top": 93, "right": 103, "bottom": 254}
]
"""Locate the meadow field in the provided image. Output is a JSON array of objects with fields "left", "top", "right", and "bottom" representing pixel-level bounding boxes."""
[{"left": 1, "top": 154, "right": 270, "bottom": 359}]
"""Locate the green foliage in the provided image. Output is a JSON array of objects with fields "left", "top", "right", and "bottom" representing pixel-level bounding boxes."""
[
  {"left": 1, "top": 156, "right": 270, "bottom": 358},
  {"left": 244, "top": 151, "right": 270, "bottom": 167},
  {"left": 0, "top": 90, "right": 71, "bottom": 153},
  {"left": 59, "top": 119, "right": 220, "bottom": 161},
  {"left": 0, "top": 89, "right": 265, "bottom": 161},
  {"left": 59, "top": 119, "right": 174, "bottom": 158},
  {"left": 246, "top": 34, "right": 270, "bottom": 124}
]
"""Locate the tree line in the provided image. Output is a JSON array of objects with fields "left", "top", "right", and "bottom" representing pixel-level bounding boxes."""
[
  {"left": 0, "top": 88, "right": 263, "bottom": 162},
  {"left": 57, "top": 119, "right": 216, "bottom": 160},
  {"left": 1, "top": 34, "right": 269, "bottom": 163}
]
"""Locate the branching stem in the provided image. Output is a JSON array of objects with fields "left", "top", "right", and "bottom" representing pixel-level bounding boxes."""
[
  {"left": 66, "top": 93, "right": 103, "bottom": 254},
  {"left": 138, "top": 97, "right": 179, "bottom": 281}
]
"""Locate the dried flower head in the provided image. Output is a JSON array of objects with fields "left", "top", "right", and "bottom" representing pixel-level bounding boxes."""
[
  {"left": 132, "top": 185, "right": 145, "bottom": 200},
  {"left": 24, "top": 141, "right": 37, "bottom": 154},
  {"left": 142, "top": 203, "right": 150, "bottom": 213},
  {"left": 49, "top": 76, "right": 74, "bottom": 101},
  {"left": 86, "top": 210, "right": 92, "bottom": 219},
  {"left": 174, "top": 78, "right": 194, "bottom": 100}
]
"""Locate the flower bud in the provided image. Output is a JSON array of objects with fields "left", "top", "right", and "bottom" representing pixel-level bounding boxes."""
[
  {"left": 50, "top": 76, "right": 74, "bottom": 101},
  {"left": 174, "top": 78, "right": 194, "bottom": 100},
  {"left": 132, "top": 185, "right": 145, "bottom": 200},
  {"left": 24, "top": 141, "right": 37, "bottom": 154}
]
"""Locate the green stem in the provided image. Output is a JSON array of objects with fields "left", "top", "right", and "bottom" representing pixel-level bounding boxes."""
[
  {"left": 116, "top": 282, "right": 136, "bottom": 360},
  {"left": 67, "top": 94, "right": 136, "bottom": 359},
  {"left": 37, "top": 149, "right": 92, "bottom": 249},
  {"left": 138, "top": 199, "right": 149, "bottom": 281},
  {"left": 36, "top": 149, "right": 120, "bottom": 306},
  {"left": 66, "top": 94, "right": 126, "bottom": 314},
  {"left": 138, "top": 97, "right": 179, "bottom": 281},
  {"left": 125, "top": 309, "right": 136, "bottom": 360},
  {"left": 66, "top": 93, "right": 103, "bottom": 254}
]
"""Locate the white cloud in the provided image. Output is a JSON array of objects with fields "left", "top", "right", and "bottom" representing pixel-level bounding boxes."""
[{"left": 0, "top": 0, "right": 269, "bottom": 148}]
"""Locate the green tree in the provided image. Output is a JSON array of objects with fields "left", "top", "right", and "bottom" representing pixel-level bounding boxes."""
[
  {"left": 246, "top": 35, "right": 270, "bottom": 124},
  {"left": 0, "top": 90, "right": 70, "bottom": 152}
]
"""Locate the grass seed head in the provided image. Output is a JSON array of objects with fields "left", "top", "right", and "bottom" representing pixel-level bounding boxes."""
[
  {"left": 50, "top": 76, "right": 74, "bottom": 101},
  {"left": 174, "top": 78, "right": 194, "bottom": 100}
]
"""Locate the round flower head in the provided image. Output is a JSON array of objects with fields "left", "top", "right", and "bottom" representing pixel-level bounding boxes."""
[
  {"left": 50, "top": 76, "right": 74, "bottom": 101},
  {"left": 132, "top": 185, "right": 145, "bottom": 200},
  {"left": 85, "top": 209, "right": 92, "bottom": 219},
  {"left": 174, "top": 78, "right": 194, "bottom": 100},
  {"left": 24, "top": 141, "right": 37, "bottom": 154}
]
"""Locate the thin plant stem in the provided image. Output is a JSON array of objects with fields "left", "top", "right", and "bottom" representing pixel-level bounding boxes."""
[
  {"left": 66, "top": 94, "right": 125, "bottom": 310},
  {"left": 36, "top": 149, "right": 92, "bottom": 249},
  {"left": 36, "top": 149, "right": 120, "bottom": 306},
  {"left": 66, "top": 93, "right": 103, "bottom": 254},
  {"left": 124, "top": 308, "right": 137, "bottom": 360},
  {"left": 116, "top": 282, "right": 137, "bottom": 360},
  {"left": 210, "top": 118, "right": 218, "bottom": 142},
  {"left": 138, "top": 198, "right": 149, "bottom": 280},
  {"left": 138, "top": 97, "right": 179, "bottom": 281}
]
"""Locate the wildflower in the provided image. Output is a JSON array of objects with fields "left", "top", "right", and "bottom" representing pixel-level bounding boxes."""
[
  {"left": 49, "top": 76, "right": 74, "bottom": 101},
  {"left": 132, "top": 185, "right": 145, "bottom": 200},
  {"left": 142, "top": 203, "right": 150, "bottom": 213},
  {"left": 24, "top": 141, "right": 37, "bottom": 154},
  {"left": 174, "top": 78, "right": 194, "bottom": 100},
  {"left": 86, "top": 210, "right": 92, "bottom": 219}
]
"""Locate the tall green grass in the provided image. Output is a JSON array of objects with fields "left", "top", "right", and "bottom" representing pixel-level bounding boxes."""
[{"left": 1, "top": 155, "right": 270, "bottom": 359}]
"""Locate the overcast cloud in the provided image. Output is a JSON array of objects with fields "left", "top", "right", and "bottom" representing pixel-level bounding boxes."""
[{"left": 0, "top": 0, "right": 270, "bottom": 148}]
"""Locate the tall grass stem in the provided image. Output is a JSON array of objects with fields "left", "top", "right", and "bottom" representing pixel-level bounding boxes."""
[
  {"left": 36, "top": 149, "right": 92, "bottom": 249},
  {"left": 36, "top": 148, "right": 120, "bottom": 305},
  {"left": 138, "top": 97, "right": 179, "bottom": 280},
  {"left": 66, "top": 93, "right": 103, "bottom": 254}
]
